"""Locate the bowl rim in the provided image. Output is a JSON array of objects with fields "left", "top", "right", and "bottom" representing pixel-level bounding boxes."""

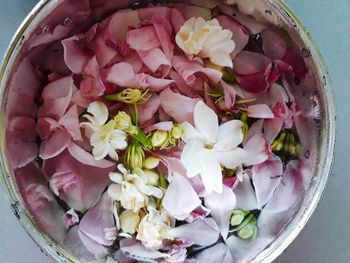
[{"left": 0, "top": 1, "right": 337, "bottom": 263}]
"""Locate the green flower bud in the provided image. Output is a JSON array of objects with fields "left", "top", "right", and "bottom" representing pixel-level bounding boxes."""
[
  {"left": 143, "top": 156, "right": 160, "bottom": 170},
  {"left": 171, "top": 124, "right": 184, "bottom": 139},
  {"left": 230, "top": 209, "right": 249, "bottom": 226},
  {"left": 272, "top": 131, "right": 287, "bottom": 152},
  {"left": 114, "top": 111, "right": 138, "bottom": 135},
  {"left": 151, "top": 131, "right": 169, "bottom": 148},
  {"left": 105, "top": 88, "right": 142, "bottom": 104},
  {"left": 144, "top": 169, "right": 160, "bottom": 186},
  {"left": 237, "top": 219, "right": 258, "bottom": 240},
  {"left": 125, "top": 141, "right": 145, "bottom": 169}
]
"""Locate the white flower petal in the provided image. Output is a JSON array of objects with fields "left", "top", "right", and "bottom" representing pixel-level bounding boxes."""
[
  {"left": 215, "top": 120, "right": 244, "bottom": 151},
  {"left": 92, "top": 140, "right": 110, "bottom": 160},
  {"left": 194, "top": 100, "right": 219, "bottom": 144},
  {"left": 109, "top": 172, "right": 123, "bottom": 184},
  {"left": 87, "top": 101, "right": 108, "bottom": 126},
  {"left": 181, "top": 140, "right": 204, "bottom": 178},
  {"left": 215, "top": 148, "right": 247, "bottom": 169},
  {"left": 200, "top": 149, "right": 223, "bottom": 194},
  {"left": 181, "top": 121, "right": 204, "bottom": 142},
  {"left": 233, "top": 174, "right": 258, "bottom": 210},
  {"left": 108, "top": 184, "right": 122, "bottom": 201},
  {"left": 107, "top": 146, "right": 119, "bottom": 161}
]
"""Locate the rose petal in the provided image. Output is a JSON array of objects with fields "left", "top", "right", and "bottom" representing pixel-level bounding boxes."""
[
  {"left": 243, "top": 134, "right": 270, "bottom": 166},
  {"left": 247, "top": 104, "right": 274, "bottom": 119},
  {"left": 137, "top": 94, "right": 161, "bottom": 125},
  {"left": 106, "top": 62, "right": 138, "bottom": 87}
]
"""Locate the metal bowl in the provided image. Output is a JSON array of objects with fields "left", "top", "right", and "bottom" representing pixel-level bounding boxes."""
[{"left": 0, "top": 0, "right": 336, "bottom": 262}]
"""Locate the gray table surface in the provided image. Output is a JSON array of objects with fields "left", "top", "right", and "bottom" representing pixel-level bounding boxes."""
[{"left": 0, "top": 0, "right": 349, "bottom": 262}]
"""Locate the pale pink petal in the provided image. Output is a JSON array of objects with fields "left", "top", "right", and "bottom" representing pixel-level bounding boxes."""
[
  {"left": 169, "top": 218, "right": 220, "bottom": 247},
  {"left": 138, "top": 6, "right": 171, "bottom": 20},
  {"left": 64, "top": 208, "right": 80, "bottom": 229},
  {"left": 144, "top": 121, "right": 173, "bottom": 133},
  {"left": 264, "top": 160, "right": 304, "bottom": 213},
  {"left": 138, "top": 48, "right": 171, "bottom": 75},
  {"left": 169, "top": 70, "right": 196, "bottom": 97},
  {"left": 78, "top": 229, "right": 110, "bottom": 259},
  {"left": 205, "top": 186, "right": 236, "bottom": 239},
  {"left": 252, "top": 155, "right": 283, "bottom": 209},
  {"left": 62, "top": 36, "right": 89, "bottom": 74},
  {"left": 216, "top": 120, "right": 244, "bottom": 151},
  {"left": 171, "top": 8, "right": 186, "bottom": 33},
  {"left": 185, "top": 205, "right": 210, "bottom": 223},
  {"left": 221, "top": 80, "right": 237, "bottom": 110},
  {"left": 243, "top": 134, "right": 270, "bottom": 166},
  {"left": 247, "top": 104, "right": 274, "bottom": 119},
  {"left": 195, "top": 243, "right": 233, "bottom": 263},
  {"left": 79, "top": 193, "right": 115, "bottom": 246},
  {"left": 30, "top": 24, "right": 71, "bottom": 49},
  {"left": 159, "top": 88, "right": 200, "bottom": 124},
  {"left": 135, "top": 73, "right": 174, "bottom": 91},
  {"left": 234, "top": 174, "right": 258, "bottom": 210},
  {"left": 107, "top": 9, "right": 140, "bottom": 42},
  {"left": 59, "top": 105, "right": 83, "bottom": 141},
  {"left": 152, "top": 15, "right": 174, "bottom": 61},
  {"left": 194, "top": 100, "right": 219, "bottom": 144},
  {"left": 243, "top": 119, "right": 264, "bottom": 145},
  {"left": 294, "top": 114, "right": 318, "bottom": 158},
  {"left": 257, "top": 210, "right": 287, "bottom": 237},
  {"left": 173, "top": 3, "right": 212, "bottom": 20},
  {"left": 157, "top": 155, "right": 188, "bottom": 180},
  {"left": 106, "top": 62, "right": 138, "bottom": 87},
  {"left": 121, "top": 242, "right": 167, "bottom": 262},
  {"left": 49, "top": 171, "right": 78, "bottom": 197},
  {"left": 6, "top": 117, "right": 38, "bottom": 169},
  {"left": 39, "top": 129, "right": 71, "bottom": 160},
  {"left": 126, "top": 26, "right": 160, "bottom": 51},
  {"left": 137, "top": 94, "right": 160, "bottom": 125},
  {"left": 162, "top": 173, "right": 201, "bottom": 220}
]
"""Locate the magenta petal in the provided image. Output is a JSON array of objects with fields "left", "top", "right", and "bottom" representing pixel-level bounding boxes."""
[
  {"left": 243, "top": 134, "right": 270, "bottom": 166},
  {"left": 264, "top": 160, "right": 304, "bottom": 213},
  {"left": 159, "top": 88, "right": 200, "bottom": 124},
  {"left": 106, "top": 62, "right": 138, "bottom": 87},
  {"left": 195, "top": 243, "right": 233, "bottom": 263},
  {"left": 39, "top": 129, "right": 71, "bottom": 160},
  {"left": 247, "top": 104, "right": 274, "bottom": 119},
  {"left": 252, "top": 155, "right": 283, "bottom": 208},
  {"left": 38, "top": 76, "right": 75, "bottom": 119},
  {"left": 204, "top": 186, "right": 236, "bottom": 239},
  {"left": 6, "top": 117, "right": 38, "bottom": 169},
  {"left": 79, "top": 193, "right": 115, "bottom": 246},
  {"left": 135, "top": 73, "right": 174, "bottom": 91},
  {"left": 62, "top": 36, "right": 89, "bottom": 74},
  {"left": 216, "top": 15, "right": 249, "bottom": 58},
  {"left": 144, "top": 121, "right": 173, "bottom": 133},
  {"left": 170, "top": 218, "right": 220, "bottom": 247},
  {"left": 63, "top": 226, "right": 95, "bottom": 262},
  {"left": 232, "top": 51, "right": 278, "bottom": 94},
  {"left": 137, "top": 94, "right": 161, "bottom": 125},
  {"left": 162, "top": 173, "right": 201, "bottom": 220}
]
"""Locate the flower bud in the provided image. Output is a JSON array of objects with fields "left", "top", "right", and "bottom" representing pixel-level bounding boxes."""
[
  {"left": 114, "top": 111, "right": 138, "bottom": 135},
  {"left": 105, "top": 88, "right": 142, "bottom": 104},
  {"left": 143, "top": 156, "right": 160, "bottom": 170},
  {"left": 171, "top": 124, "right": 184, "bottom": 139},
  {"left": 151, "top": 131, "right": 169, "bottom": 148},
  {"left": 237, "top": 219, "right": 258, "bottom": 240},
  {"left": 230, "top": 209, "right": 248, "bottom": 226},
  {"left": 119, "top": 210, "right": 140, "bottom": 234},
  {"left": 126, "top": 141, "right": 145, "bottom": 169},
  {"left": 144, "top": 169, "right": 160, "bottom": 186}
]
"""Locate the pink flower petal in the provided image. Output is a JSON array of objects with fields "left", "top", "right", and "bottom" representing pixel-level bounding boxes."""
[
  {"left": 247, "top": 104, "right": 274, "bottom": 119},
  {"left": 234, "top": 174, "right": 258, "bottom": 211},
  {"left": 137, "top": 94, "right": 161, "bottom": 125},
  {"left": 243, "top": 134, "right": 271, "bottom": 166},
  {"left": 205, "top": 186, "right": 236, "bottom": 239},
  {"left": 121, "top": 242, "right": 168, "bottom": 262},
  {"left": 220, "top": 81, "right": 237, "bottom": 110},
  {"left": 170, "top": 218, "right": 220, "bottom": 247},
  {"left": 78, "top": 229, "right": 110, "bottom": 259},
  {"left": 159, "top": 88, "right": 200, "bottom": 124},
  {"left": 59, "top": 105, "right": 83, "bottom": 141},
  {"left": 127, "top": 26, "right": 161, "bottom": 51},
  {"left": 252, "top": 155, "right": 283, "bottom": 209},
  {"left": 264, "top": 160, "right": 304, "bottom": 213},
  {"left": 39, "top": 129, "right": 72, "bottom": 160},
  {"left": 195, "top": 243, "right": 233, "bottom": 263},
  {"left": 144, "top": 121, "right": 173, "bottom": 133},
  {"left": 162, "top": 173, "right": 201, "bottom": 220},
  {"left": 185, "top": 205, "right": 211, "bottom": 223},
  {"left": 152, "top": 15, "right": 174, "bottom": 61},
  {"left": 29, "top": 24, "right": 71, "bottom": 49},
  {"left": 232, "top": 51, "right": 279, "bottom": 94},
  {"left": 173, "top": 3, "right": 212, "bottom": 21},
  {"left": 38, "top": 76, "right": 75, "bottom": 120},
  {"left": 64, "top": 209, "right": 80, "bottom": 229},
  {"left": 170, "top": 7, "right": 186, "bottom": 33},
  {"left": 173, "top": 56, "right": 222, "bottom": 86},
  {"left": 49, "top": 171, "right": 78, "bottom": 197},
  {"left": 62, "top": 36, "right": 89, "bottom": 74},
  {"left": 107, "top": 9, "right": 141, "bottom": 42},
  {"left": 79, "top": 193, "right": 115, "bottom": 246},
  {"left": 138, "top": 6, "right": 171, "bottom": 20},
  {"left": 138, "top": 48, "right": 171, "bottom": 75},
  {"left": 216, "top": 15, "right": 249, "bottom": 58},
  {"left": 169, "top": 70, "right": 197, "bottom": 97},
  {"left": 6, "top": 117, "right": 38, "bottom": 169},
  {"left": 135, "top": 73, "right": 174, "bottom": 91},
  {"left": 106, "top": 62, "right": 138, "bottom": 87}
]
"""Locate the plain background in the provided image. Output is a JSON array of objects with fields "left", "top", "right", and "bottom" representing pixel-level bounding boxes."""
[{"left": 0, "top": 0, "right": 349, "bottom": 262}]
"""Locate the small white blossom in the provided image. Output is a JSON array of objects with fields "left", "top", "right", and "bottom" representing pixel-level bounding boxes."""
[
  {"left": 80, "top": 102, "right": 128, "bottom": 160},
  {"left": 108, "top": 164, "right": 163, "bottom": 213},
  {"left": 119, "top": 210, "right": 140, "bottom": 234},
  {"left": 176, "top": 17, "right": 235, "bottom": 68},
  {"left": 136, "top": 206, "right": 174, "bottom": 250}
]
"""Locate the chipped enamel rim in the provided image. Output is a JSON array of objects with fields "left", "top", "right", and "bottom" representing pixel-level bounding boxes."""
[{"left": 0, "top": 0, "right": 336, "bottom": 262}]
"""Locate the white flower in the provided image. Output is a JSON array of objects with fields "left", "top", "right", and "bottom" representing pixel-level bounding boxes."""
[
  {"left": 181, "top": 101, "right": 247, "bottom": 194},
  {"left": 81, "top": 101, "right": 128, "bottom": 160},
  {"left": 136, "top": 206, "right": 174, "bottom": 250},
  {"left": 107, "top": 164, "right": 164, "bottom": 213},
  {"left": 119, "top": 210, "right": 140, "bottom": 234},
  {"left": 176, "top": 17, "right": 235, "bottom": 68}
]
